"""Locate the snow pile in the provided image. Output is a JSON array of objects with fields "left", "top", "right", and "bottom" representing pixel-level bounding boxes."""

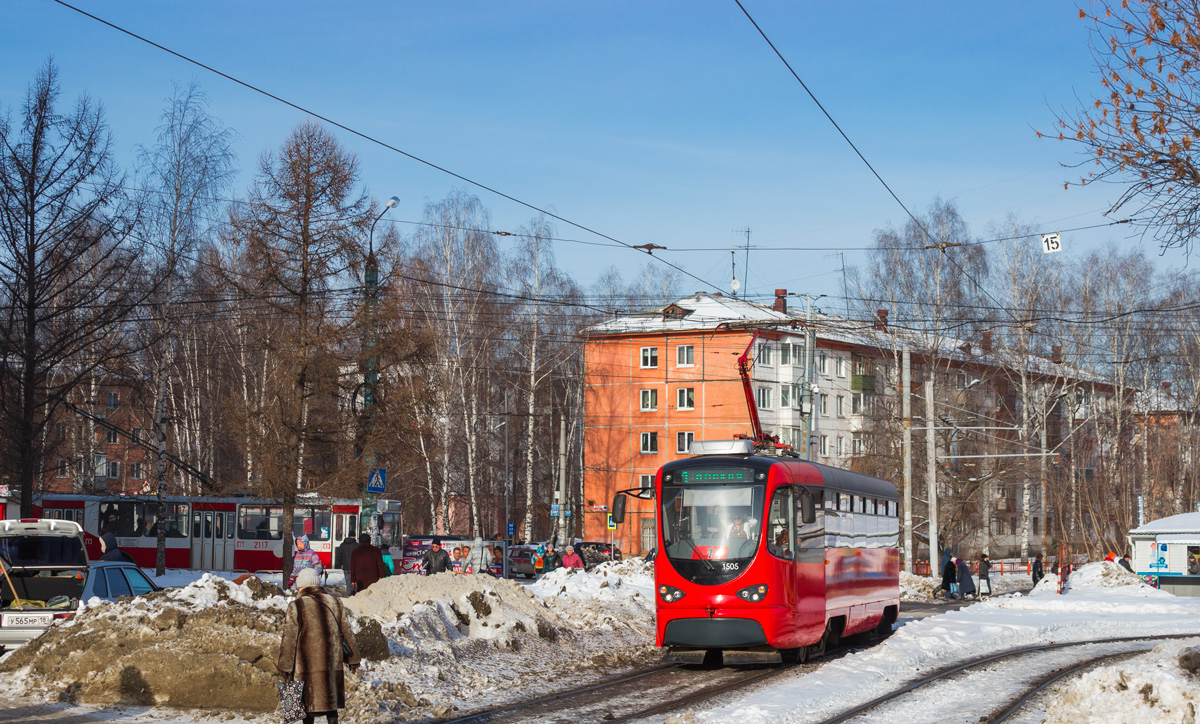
[
  {"left": 529, "top": 556, "right": 654, "bottom": 602},
  {"left": 0, "top": 575, "right": 289, "bottom": 711},
  {"left": 993, "top": 562, "right": 1196, "bottom": 615},
  {"left": 1042, "top": 641, "right": 1200, "bottom": 724},
  {"left": 899, "top": 572, "right": 937, "bottom": 601}
]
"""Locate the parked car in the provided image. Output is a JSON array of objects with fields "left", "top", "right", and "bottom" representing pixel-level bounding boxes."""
[
  {"left": 506, "top": 546, "right": 537, "bottom": 578},
  {"left": 0, "top": 519, "right": 160, "bottom": 653}
]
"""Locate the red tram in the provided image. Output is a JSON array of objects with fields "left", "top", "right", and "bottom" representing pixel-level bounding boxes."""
[
  {"left": 0, "top": 492, "right": 403, "bottom": 574},
  {"left": 613, "top": 439, "right": 900, "bottom": 665}
]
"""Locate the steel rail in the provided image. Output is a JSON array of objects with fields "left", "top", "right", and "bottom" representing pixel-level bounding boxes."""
[
  {"left": 604, "top": 664, "right": 799, "bottom": 723},
  {"left": 989, "top": 649, "right": 1147, "bottom": 723},
  {"left": 436, "top": 663, "right": 680, "bottom": 724},
  {"left": 816, "top": 632, "right": 1200, "bottom": 724}
]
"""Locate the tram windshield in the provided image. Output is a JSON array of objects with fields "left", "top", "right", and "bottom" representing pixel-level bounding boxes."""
[{"left": 660, "top": 482, "right": 765, "bottom": 564}]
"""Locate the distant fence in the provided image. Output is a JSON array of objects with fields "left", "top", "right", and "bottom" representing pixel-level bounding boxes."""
[{"left": 911, "top": 558, "right": 1045, "bottom": 576}]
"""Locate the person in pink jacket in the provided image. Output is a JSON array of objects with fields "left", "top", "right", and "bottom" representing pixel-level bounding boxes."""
[{"left": 561, "top": 545, "right": 585, "bottom": 569}]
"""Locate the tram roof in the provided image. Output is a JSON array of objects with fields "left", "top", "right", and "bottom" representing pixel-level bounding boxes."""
[{"left": 1129, "top": 511, "right": 1200, "bottom": 536}]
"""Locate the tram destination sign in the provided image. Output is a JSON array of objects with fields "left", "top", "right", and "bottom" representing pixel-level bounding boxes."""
[{"left": 677, "top": 466, "right": 755, "bottom": 484}]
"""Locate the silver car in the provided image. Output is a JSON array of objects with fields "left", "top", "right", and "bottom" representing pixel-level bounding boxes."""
[{"left": 0, "top": 519, "right": 159, "bottom": 653}]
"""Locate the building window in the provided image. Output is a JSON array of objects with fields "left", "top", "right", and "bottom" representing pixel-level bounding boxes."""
[
  {"left": 756, "top": 387, "right": 772, "bottom": 410},
  {"left": 106, "top": 391, "right": 119, "bottom": 410},
  {"left": 819, "top": 353, "right": 828, "bottom": 375},
  {"left": 94, "top": 453, "right": 106, "bottom": 477},
  {"left": 107, "top": 460, "right": 120, "bottom": 479},
  {"left": 836, "top": 395, "right": 845, "bottom": 417},
  {"left": 677, "top": 345, "right": 694, "bottom": 367},
  {"left": 677, "top": 388, "right": 695, "bottom": 410},
  {"left": 956, "top": 372, "right": 968, "bottom": 390},
  {"left": 819, "top": 435, "right": 828, "bottom": 456},
  {"left": 677, "top": 431, "right": 694, "bottom": 453},
  {"left": 835, "top": 357, "right": 846, "bottom": 377},
  {"left": 819, "top": 394, "right": 828, "bottom": 416},
  {"left": 55, "top": 459, "right": 69, "bottom": 479},
  {"left": 757, "top": 343, "right": 772, "bottom": 366},
  {"left": 131, "top": 462, "right": 144, "bottom": 480},
  {"left": 640, "top": 389, "right": 658, "bottom": 411},
  {"left": 640, "top": 347, "right": 658, "bottom": 369},
  {"left": 780, "top": 384, "right": 791, "bottom": 408},
  {"left": 132, "top": 428, "right": 143, "bottom": 443},
  {"left": 639, "top": 474, "right": 654, "bottom": 490},
  {"left": 852, "top": 392, "right": 863, "bottom": 415},
  {"left": 107, "top": 428, "right": 119, "bottom": 444},
  {"left": 780, "top": 344, "right": 791, "bottom": 365},
  {"left": 640, "top": 432, "right": 658, "bottom": 454},
  {"left": 836, "top": 436, "right": 844, "bottom": 457},
  {"left": 852, "top": 436, "right": 864, "bottom": 456},
  {"left": 55, "top": 423, "right": 66, "bottom": 441}
]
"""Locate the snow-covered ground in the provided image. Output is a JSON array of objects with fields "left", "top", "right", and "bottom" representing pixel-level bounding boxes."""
[
  {"left": 0, "top": 560, "right": 657, "bottom": 723},
  {"left": 683, "top": 562, "right": 1200, "bottom": 724}
]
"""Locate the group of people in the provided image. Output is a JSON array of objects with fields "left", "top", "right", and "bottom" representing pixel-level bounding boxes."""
[{"left": 935, "top": 551, "right": 991, "bottom": 600}]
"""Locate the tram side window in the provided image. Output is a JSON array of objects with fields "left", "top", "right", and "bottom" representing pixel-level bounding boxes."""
[
  {"left": 99, "top": 501, "right": 145, "bottom": 537},
  {"left": 796, "top": 488, "right": 824, "bottom": 550},
  {"left": 881, "top": 501, "right": 900, "bottom": 547},
  {"left": 294, "top": 507, "right": 331, "bottom": 541},
  {"left": 239, "top": 506, "right": 283, "bottom": 540},
  {"left": 765, "top": 487, "right": 794, "bottom": 560},
  {"left": 139, "top": 503, "right": 189, "bottom": 538}
]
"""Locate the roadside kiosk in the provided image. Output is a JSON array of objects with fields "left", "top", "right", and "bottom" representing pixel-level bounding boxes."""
[{"left": 1128, "top": 511, "right": 1200, "bottom": 597}]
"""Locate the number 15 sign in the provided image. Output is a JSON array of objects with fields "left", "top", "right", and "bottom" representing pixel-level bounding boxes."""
[{"left": 1041, "top": 232, "right": 1062, "bottom": 254}]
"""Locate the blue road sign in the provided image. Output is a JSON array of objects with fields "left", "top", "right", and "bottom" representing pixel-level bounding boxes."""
[
  {"left": 367, "top": 467, "right": 387, "bottom": 494},
  {"left": 607, "top": 513, "right": 616, "bottom": 530},
  {"left": 508, "top": 522, "right": 515, "bottom": 536}
]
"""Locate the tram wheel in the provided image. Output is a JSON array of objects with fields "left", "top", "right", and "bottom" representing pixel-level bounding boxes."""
[
  {"left": 808, "top": 621, "right": 836, "bottom": 659},
  {"left": 782, "top": 646, "right": 807, "bottom": 664}
]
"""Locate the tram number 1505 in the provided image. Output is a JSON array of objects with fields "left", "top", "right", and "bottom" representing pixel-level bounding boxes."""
[{"left": 722, "top": 562, "right": 740, "bottom": 571}]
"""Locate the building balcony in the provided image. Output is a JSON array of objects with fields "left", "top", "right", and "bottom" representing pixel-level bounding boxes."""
[{"left": 851, "top": 374, "right": 875, "bottom": 392}]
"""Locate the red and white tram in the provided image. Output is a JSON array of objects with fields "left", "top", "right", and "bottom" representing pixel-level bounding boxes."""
[
  {"left": 613, "top": 439, "right": 900, "bottom": 665},
  {"left": 0, "top": 493, "right": 402, "bottom": 574}
]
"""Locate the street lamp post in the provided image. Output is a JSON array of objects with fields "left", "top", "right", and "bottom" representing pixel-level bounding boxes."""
[{"left": 362, "top": 196, "right": 399, "bottom": 542}]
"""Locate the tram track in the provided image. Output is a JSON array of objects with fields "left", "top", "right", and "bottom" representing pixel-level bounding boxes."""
[{"left": 815, "top": 632, "right": 1200, "bottom": 724}]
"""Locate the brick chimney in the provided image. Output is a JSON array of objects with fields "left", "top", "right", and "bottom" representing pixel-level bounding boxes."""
[
  {"left": 875, "top": 309, "right": 889, "bottom": 331},
  {"left": 982, "top": 331, "right": 992, "bottom": 353},
  {"left": 773, "top": 289, "right": 788, "bottom": 313},
  {"left": 1051, "top": 345, "right": 1062, "bottom": 364}
]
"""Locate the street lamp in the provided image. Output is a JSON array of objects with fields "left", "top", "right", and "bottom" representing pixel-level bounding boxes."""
[
  {"left": 369, "top": 196, "right": 400, "bottom": 258},
  {"left": 360, "top": 196, "right": 398, "bottom": 542}
]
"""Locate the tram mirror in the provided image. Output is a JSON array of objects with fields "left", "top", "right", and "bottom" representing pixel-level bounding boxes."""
[
  {"left": 611, "top": 494, "right": 627, "bottom": 524},
  {"left": 799, "top": 488, "right": 816, "bottom": 525}
]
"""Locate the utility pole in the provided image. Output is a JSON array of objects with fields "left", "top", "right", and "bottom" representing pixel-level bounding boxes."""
[
  {"left": 1040, "top": 409, "right": 1048, "bottom": 556},
  {"left": 902, "top": 347, "right": 912, "bottom": 572},
  {"left": 801, "top": 294, "right": 819, "bottom": 461},
  {"left": 362, "top": 197, "right": 398, "bottom": 543},
  {"left": 926, "top": 377, "right": 939, "bottom": 567},
  {"left": 557, "top": 417, "right": 568, "bottom": 546}
]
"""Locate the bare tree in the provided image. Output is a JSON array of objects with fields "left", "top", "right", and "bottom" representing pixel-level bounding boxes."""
[{"left": 0, "top": 60, "right": 156, "bottom": 516}]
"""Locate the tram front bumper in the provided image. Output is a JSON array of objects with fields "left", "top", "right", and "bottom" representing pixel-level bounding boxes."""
[{"left": 661, "top": 616, "right": 769, "bottom": 648}]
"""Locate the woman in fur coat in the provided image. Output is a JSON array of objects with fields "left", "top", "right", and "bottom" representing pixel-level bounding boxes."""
[{"left": 278, "top": 568, "right": 360, "bottom": 723}]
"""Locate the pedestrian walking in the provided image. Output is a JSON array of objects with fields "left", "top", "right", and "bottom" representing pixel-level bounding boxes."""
[
  {"left": 956, "top": 557, "right": 977, "bottom": 600},
  {"left": 1032, "top": 553, "right": 1045, "bottom": 587},
  {"left": 99, "top": 519, "right": 123, "bottom": 562},
  {"left": 420, "top": 538, "right": 453, "bottom": 575},
  {"left": 532, "top": 544, "right": 546, "bottom": 579},
  {"left": 334, "top": 536, "right": 358, "bottom": 595},
  {"left": 978, "top": 554, "right": 992, "bottom": 599},
  {"left": 349, "top": 532, "right": 387, "bottom": 593},
  {"left": 561, "top": 545, "right": 584, "bottom": 569},
  {"left": 289, "top": 535, "right": 325, "bottom": 589},
  {"left": 938, "top": 552, "right": 957, "bottom": 599},
  {"left": 543, "top": 543, "right": 563, "bottom": 574},
  {"left": 277, "top": 568, "right": 360, "bottom": 724},
  {"left": 1119, "top": 554, "right": 1133, "bottom": 572}
]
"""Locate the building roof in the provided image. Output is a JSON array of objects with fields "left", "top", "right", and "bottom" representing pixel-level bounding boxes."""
[
  {"left": 1129, "top": 512, "right": 1200, "bottom": 535},
  {"left": 585, "top": 292, "right": 1108, "bottom": 385}
]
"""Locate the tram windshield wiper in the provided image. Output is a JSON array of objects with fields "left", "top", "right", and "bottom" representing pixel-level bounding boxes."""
[{"left": 684, "top": 539, "right": 716, "bottom": 570}]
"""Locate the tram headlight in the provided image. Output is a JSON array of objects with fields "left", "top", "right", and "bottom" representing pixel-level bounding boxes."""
[
  {"left": 658, "top": 585, "right": 685, "bottom": 603},
  {"left": 736, "top": 584, "right": 769, "bottom": 602}
]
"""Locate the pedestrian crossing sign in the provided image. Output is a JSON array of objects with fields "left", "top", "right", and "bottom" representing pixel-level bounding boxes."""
[
  {"left": 607, "top": 513, "right": 616, "bottom": 530},
  {"left": 367, "top": 467, "right": 387, "bottom": 494}
]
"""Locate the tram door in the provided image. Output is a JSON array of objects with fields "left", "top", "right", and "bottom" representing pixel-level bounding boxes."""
[{"left": 191, "top": 510, "right": 237, "bottom": 570}]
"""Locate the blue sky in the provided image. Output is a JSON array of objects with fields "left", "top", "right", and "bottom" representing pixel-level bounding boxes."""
[{"left": 1, "top": 1, "right": 1159, "bottom": 309}]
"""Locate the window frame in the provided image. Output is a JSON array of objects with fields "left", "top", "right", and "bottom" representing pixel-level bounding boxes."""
[
  {"left": 640, "top": 347, "right": 659, "bottom": 369},
  {"left": 640, "top": 388, "right": 658, "bottom": 412},
  {"left": 106, "top": 391, "right": 119, "bottom": 410},
  {"left": 676, "top": 387, "right": 695, "bottom": 410},
  {"left": 757, "top": 343, "right": 773, "bottom": 366},
  {"left": 107, "top": 460, "right": 120, "bottom": 479},
  {"left": 640, "top": 432, "right": 658, "bottom": 454},
  {"left": 676, "top": 344, "right": 695, "bottom": 367},
  {"left": 676, "top": 431, "right": 694, "bottom": 453},
  {"left": 756, "top": 386, "right": 772, "bottom": 410}
]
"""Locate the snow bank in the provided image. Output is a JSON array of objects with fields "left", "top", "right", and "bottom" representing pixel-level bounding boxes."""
[
  {"left": 992, "top": 562, "right": 1198, "bottom": 615},
  {"left": 1042, "top": 641, "right": 1200, "bottom": 724},
  {"left": 690, "top": 563, "right": 1200, "bottom": 724},
  {"left": 899, "top": 572, "right": 937, "bottom": 601},
  {"left": 529, "top": 556, "right": 654, "bottom": 602}
]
